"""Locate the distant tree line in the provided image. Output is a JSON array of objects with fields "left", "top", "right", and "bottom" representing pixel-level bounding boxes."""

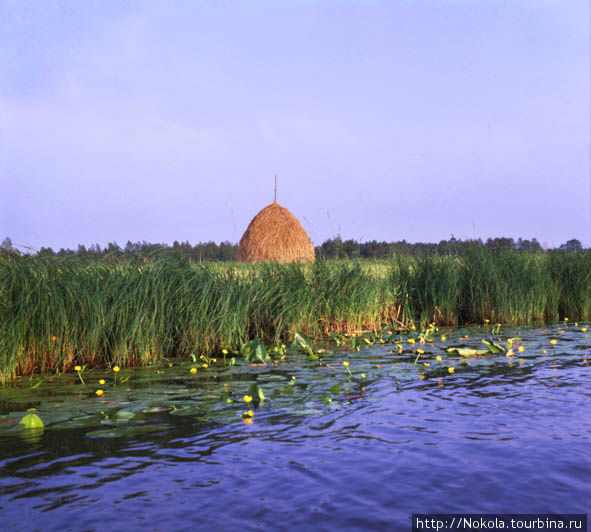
[{"left": 0, "top": 236, "right": 586, "bottom": 262}]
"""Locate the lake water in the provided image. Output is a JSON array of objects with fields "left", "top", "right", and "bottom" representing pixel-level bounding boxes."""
[{"left": 1, "top": 323, "right": 589, "bottom": 531}]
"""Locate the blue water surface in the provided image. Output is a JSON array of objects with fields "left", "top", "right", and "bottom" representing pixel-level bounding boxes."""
[{"left": 1, "top": 324, "right": 589, "bottom": 531}]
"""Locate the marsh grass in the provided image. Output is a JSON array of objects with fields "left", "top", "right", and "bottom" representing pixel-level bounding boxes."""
[{"left": 1, "top": 249, "right": 589, "bottom": 381}]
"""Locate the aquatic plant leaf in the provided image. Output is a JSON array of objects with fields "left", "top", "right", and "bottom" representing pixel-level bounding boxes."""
[
  {"left": 506, "top": 337, "right": 521, "bottom": 348},
  {"left": 256, "top": 375, "right": 287, "bottom": 382},
  {"left": 241, "top": 339, "right": 267, "bottom": 363},
  {"left": 19, "top": 413, "right": 44, "bottom": 429},
  {"left": 30, "top": 378, "right": 44, "bottom": 389},
  {"left": 329, "top": 384, "right": 341, "bottom": 394},
  {"left": 293, "top": 332, "right": 315, "bottom": 356},
  {"left": 247, "top": 383, "right": 265, "bottom": 405},
  {"left": 481, "top": 339, "right": 504, "bottom": 353},
  {"left": 254, "top": 343, "right": 268, "bottom": 364},
  {"left": 456, "top": 348, "right": 490, "bottom": 356}
]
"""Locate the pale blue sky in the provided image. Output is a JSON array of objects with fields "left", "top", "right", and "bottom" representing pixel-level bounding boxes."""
[{"left": 1, "top": 0, "right": 589, "bottom": 251}]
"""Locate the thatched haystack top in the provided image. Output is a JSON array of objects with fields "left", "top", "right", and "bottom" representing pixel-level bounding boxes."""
[{"left": 237, "top": 202, "right": 315, "bottom": 263}]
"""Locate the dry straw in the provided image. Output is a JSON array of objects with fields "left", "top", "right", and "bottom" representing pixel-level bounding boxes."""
[{"left": 237, "top": 182, "right": 315, "bottom": 263}]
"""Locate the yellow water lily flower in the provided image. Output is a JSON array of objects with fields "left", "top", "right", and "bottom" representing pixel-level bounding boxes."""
[
  {"left": 436, "top": 356, "right": 442, "bottom": 362},
  {"left": 541, "top": 349, "right": 547, "bottom": 354},
  {"left": 408, "top": 339, "right": 415, "bottom": 345},
  {"left": 550, "top": 339, "right": 557, "bottom": 345},
  {"left": 342, "top": 361, "right": 349, "bottom": 367},
  {"left": 417, "top": 349, "right": 424, "bottom": 354},
  {"left": 112, "top": 366, "right": 120, "bottom": 373},
  {"left": 361, "top": 373, "right": 366, "bottom": 378},
  {"left": 448, "top": 367, "right": 455, "bottom": 374},
  {"left": 202, "top": 363, "right": 208, "bottom": 368},
  {"left": 95, "top": 389, "right": 104, "bottom": 397},
  {"left": 190, "top": 367, "right": 197, "bottom": 374},
  {"left": 441, "top": 335, "right": 446, "bottom": 342},
  {"left": 243, "top": 395, "right": 253, "bottom": 403},
  {"left": 74, "top": 365, "right": 82, "bottom": 372},
  {"left": 518, "top": 346, "right": 524, "bottom": 352},
  {"left": 99, "top": 379, "right": 105, "bottom": 385},
  {"left": 222, "top": 349, "right": 229, "bottom": 355},
  {"left": 581, "top": 328, "right": 587, "bottom": 332}
]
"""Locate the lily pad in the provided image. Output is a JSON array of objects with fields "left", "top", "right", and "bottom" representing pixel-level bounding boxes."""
[
  {"left": 446, "top": 347, "right": 490, "bottom": 356},
  {"left": 19, "top": 413, "right": 44, "bottom": 429}
]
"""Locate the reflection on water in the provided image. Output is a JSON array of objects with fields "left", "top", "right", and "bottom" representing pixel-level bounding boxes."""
[{"left": 0, "top": 324, "right": 589, "bottom": 531}]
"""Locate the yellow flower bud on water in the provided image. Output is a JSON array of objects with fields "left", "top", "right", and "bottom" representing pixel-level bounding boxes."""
[
  {"left": 342, "top": 361, "right": 349, "bottom": 367},
  {"left": 99, "top": 379, "right": 105, "bottom": 385},
  {"left": 448, "top": 367, "right": 455, "bottom": 374},
  {"left": 74, "top": 366, "right": 82, "bottom": 372},
  {"left": 95, "top": 389, "right": 104, "bottom": 397},
  {"left": 222, "top": 349, "right": 229, "bottom": 355},
  {"left": 243, "top": 395, "right": 252, "bottom": 403},
  {"left": 113, "top": 366, "right": 120, "bottom": 373},
  {"left": 436, "top": 356, "right": 442, "bottom": 362},
  {"left": 550, "top": 339, "right": 557, "bottom": 345},
  {"left": 408, "top": 339, "right": 415, "bottom": 344},
  {"left": 190, "top": 367, "right": 197, "bottom": 374},
  {"left": 202, "top": 363, "right": 208, "bottom": 368},
  {"left": 518, "top": 346, "right": 524, "bottom": 352},
  {"left": 441, "top": 335, "right": 446, "bottom": 342}
]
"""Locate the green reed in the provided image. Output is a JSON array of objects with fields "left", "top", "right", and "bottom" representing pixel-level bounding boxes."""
[{"left": 1, "top": 249, "right": 589, "bottom": 381}]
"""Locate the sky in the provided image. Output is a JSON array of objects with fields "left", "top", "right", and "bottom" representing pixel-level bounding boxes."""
[{"left": 1, "top": 0, "right": 590, "bottom": 252}]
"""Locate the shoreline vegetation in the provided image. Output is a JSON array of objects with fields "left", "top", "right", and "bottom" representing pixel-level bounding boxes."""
[{"left": 1, "top": 247, "right": 590, "bottom": 383}]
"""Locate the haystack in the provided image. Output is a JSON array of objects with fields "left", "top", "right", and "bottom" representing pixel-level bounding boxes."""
[{"left": 237, "top": 200, "right": 315, "bottom": 263}]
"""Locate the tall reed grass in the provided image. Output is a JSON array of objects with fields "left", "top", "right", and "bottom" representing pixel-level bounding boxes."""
[{"left": 1, "top": 249, "right": 589, "bottom": 381}]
